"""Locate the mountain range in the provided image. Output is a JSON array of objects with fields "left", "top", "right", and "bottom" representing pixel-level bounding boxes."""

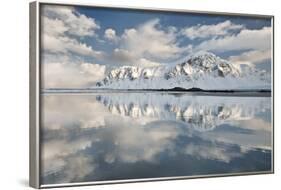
[{"left": 96, "top": 51, "right": 270, "bottom": 90}]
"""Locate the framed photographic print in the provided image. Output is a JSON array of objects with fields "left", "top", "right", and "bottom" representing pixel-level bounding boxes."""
[{"left": 29, "top": 1, "right": 274, "bottom": 188}]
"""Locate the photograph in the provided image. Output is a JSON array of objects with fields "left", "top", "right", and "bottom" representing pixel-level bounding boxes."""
[{"left": 38, "top": 3, "right": 273, "bottom": 187}]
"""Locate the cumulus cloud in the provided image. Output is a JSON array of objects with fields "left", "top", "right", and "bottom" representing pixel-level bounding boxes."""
[
  {"left": 42, "top": 33, "right": 104, "bottom": 58},
  {"left": 121, "top": 18, "right": 182, "bottom": 60},
  {"left": 104, "top": 28, "right": 118, "bottom": 41},
  {"left": 108, "top": 18, "right": 186, "bottom": 67},
  {"left": 42, "top": 5, "right": 100, "bottom": 37},
  {"left": 228, "top": 50, "right": 271, "bottom": 67},
  {"left": 42, "top": 17, "right": 68, "bottom": 36},
  {"left": 42, "top": 62, "right": 106, "bottom": 88},
  {"left": 41, "top": 5, "right": 106, "bottom": 88},
  {"left": 111, "top": 48, "right": 134, "bottom": 63},
  {"left": 195, "top": 26, "right": 271, "bottom": 52},
  {"left": 41, "top": 9, "right": 104, "bottom": 59},
  {"left": 111, "top": 48, "right": 162, "bottom": 67},
  {"left": 137, "top": 58, "right": 163, "bottom": 67},
  {"left": 41, "top": 5, "right": 102, "bottom": 56},
  {"left": 182, "top": 20, "right": 244, "bottom": 39},
  {"left": 186, "top": 23, "right": 272, "bottom": 68}
]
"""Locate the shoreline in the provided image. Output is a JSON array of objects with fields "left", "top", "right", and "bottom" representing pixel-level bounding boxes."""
[{"left": 41, "top": 88, "right": 272, "bottom": 97}]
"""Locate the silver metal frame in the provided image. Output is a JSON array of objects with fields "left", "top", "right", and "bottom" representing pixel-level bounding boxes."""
[
  {"left": 30, "top": 1, "right": 40, "bottom": 188},
  {"left": 29, "top": 1, "right": 275, "bottom": 189}
]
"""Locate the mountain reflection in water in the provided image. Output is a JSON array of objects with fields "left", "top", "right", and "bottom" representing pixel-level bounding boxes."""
[{"left": 41, "top": 92, "right": 272, "bottom": 185}]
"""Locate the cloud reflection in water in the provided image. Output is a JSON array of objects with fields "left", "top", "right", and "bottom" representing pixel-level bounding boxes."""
[{"left": 41, "top": 93, "right": 272, "bottom": 185}]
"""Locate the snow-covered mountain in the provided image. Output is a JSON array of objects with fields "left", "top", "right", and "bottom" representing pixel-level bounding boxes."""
[
  {"left": 165, "top": 51, "right": 240, "bottom": 79},
  {"left": 96, "top": 51, "right": 270, "bottom": 90}
]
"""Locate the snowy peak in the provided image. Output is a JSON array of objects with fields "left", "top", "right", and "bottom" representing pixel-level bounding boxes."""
[
  {"left": 96, "top": 51, "right": 270, "bottom": 90},
  {"left": 165, "top": 51, "right": 240, "bottom": 79},
  {"left": 96, "top": 66, "right": 164, "bottom": 87}
]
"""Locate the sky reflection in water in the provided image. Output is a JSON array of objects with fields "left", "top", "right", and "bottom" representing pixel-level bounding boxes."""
[{"left": 40, "top": 93, "right": 272, "bottom": 185}]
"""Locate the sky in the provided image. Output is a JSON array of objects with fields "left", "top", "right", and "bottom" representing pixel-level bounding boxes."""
[{"left": 40, "top": 4, "right": 272, "bottom": 88}]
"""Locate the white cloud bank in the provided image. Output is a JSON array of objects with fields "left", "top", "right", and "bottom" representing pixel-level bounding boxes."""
[
  {"left": 195, "top": 26, "right": 271, "bottom": 52},
  {"left": 41, "top": 5, "right": 106, "bottom": 88},
  {"left": 42, "top": 6, "right": 104, "bottom": 58},
  {"left": 42, "top": 62, "right": 106, "bottom": 88},
  {"left": 228, "top": 50, "right": 271, "bottom": 66},
  {"left": 113, "top": 19, "right": 271, "bottom": 68},
  {"left": 110, "top": 18, "right": 186, "bottom": 67},
  {"left": 182, "top": 20, "right": 244, "bottom": 39},
  {"left": 121, "top": 19, "right": 182, "bottom": 60},
  {"left": 185, "top": 22, "right": 272, "bottom": 68},
  {"left": 43, "top": 5, "right": 100, "bottom": 37}
]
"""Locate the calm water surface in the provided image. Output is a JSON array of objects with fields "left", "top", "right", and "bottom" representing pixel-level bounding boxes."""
[{"left": 40, "top": 92, "right": 272, "bottom": 185}]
